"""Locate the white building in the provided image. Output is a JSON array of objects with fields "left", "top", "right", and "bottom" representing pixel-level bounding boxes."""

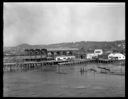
[
  {"left": 94, "top": 49, "right": 103, "bottom": 56},
  {"left": 108, "top": 53, "right": 125, "bottom": 60},
  {"left": 86, "top": 53, "right": 97, "bottom": 59},
  {"left": 55, "top": 55, "right": 75, "bottom": 61}
]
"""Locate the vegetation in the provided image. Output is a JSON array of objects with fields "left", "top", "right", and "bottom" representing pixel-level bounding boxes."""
[{"left": 4, "top": 40, "right": 125, "bottom": 55}]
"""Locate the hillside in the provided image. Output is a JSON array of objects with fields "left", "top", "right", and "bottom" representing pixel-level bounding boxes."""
[{"left": 4, "top": 40, "right": 125, "bottom": 55}]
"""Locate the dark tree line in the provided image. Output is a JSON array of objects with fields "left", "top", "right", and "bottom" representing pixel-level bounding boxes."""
[{"left": 24, "top": 49, "right": 47, "bottom": 56}]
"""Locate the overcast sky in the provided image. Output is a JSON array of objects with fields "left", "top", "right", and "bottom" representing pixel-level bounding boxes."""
[{"left": 4, "top": 2, "right": 125, "bottom": 47}]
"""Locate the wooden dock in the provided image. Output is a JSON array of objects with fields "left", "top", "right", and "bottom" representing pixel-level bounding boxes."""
[
  {"left": 3, "top": 59, "right": 125, "bottom": 72},
  {"left": 3, "top": 60, "right": 69, "bottom": 72}
]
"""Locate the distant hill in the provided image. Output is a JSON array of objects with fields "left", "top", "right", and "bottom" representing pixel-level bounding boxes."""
[
  {"left": 17, "top": 43, "right": 31, "bottom": 48},
  {"left": 4, "top": 40, "right": 125, "bottom": 54}
]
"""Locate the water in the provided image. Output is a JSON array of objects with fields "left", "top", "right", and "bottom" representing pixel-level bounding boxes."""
[{"left": 3, "top": 64, "right": 125, "bottom": 97}]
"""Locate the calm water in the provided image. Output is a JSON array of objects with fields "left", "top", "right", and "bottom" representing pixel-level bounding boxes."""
[{"left": 3, "top": 64, "right": 125, "bottom": 97}]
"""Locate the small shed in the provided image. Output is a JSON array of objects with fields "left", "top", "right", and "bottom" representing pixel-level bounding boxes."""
[{"left": 94, "top": 49, "right": 103, "bottom": 55}]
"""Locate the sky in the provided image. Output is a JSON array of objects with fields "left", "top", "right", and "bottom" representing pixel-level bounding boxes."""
[{"left": 4, "top": 2, "right": 125, "bottom": 47}]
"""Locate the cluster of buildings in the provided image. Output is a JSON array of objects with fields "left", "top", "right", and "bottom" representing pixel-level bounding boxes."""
[
  {"left": 86, "top": 49, "right": 125, "bottom": 60},
  {"left": 4, "top": 48, "right": 125, "bottom": 63}
]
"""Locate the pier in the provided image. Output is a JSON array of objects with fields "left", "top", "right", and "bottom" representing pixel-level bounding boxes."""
[
  {"left": 3, "top": 59, "right": 125, "bottom": 72},
  {"left": 3, "top": 60, "right": 67, "bottom": 72}
]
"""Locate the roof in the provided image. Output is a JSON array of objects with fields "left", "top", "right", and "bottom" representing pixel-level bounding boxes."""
[{"left": 108, "top": 53, "right": 125, "bottom": 56}]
